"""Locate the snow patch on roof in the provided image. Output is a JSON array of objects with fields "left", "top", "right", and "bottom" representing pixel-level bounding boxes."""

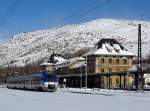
[
  {"left": 40, "top": 62, "right": 54, "bottom": 66},
  {"left": 70, "top": 61, "right": 86, "bottom": 69},
  {"left": 54, "top": 56, "right": 66, "bottom": 62},
  {"left": 87, "top": 40, "right": 135, "bottom": 56},
  {"left": 68, "top": 57, "right": 85, "bottom": 62}
]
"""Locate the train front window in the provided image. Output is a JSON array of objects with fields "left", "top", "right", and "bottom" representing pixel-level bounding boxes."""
[{"left": 48, "top": 75, "right": 58, "bottom": 82}]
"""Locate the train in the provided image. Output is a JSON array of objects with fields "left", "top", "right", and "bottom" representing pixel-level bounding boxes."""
[{"left": 6, "top": 71, "right": 58, "bottom": 92}]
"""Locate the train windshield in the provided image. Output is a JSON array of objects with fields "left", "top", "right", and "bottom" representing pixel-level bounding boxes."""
[{"left": 48, "top": 74, "right": 58, "bottom": 82}]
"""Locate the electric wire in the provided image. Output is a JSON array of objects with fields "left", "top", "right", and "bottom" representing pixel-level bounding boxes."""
[{"left": 0, "top": 0, "right": 23, "bottom": 26}]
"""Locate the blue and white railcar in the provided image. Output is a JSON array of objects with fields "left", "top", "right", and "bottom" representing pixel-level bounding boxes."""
[{"left": 6, "top": 71, "right": 58, "bottom": 91}]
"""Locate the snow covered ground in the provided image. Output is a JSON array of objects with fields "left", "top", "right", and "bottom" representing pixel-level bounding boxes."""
[{"left": 0, "top": 87, "right": 150, "bottom": 111}]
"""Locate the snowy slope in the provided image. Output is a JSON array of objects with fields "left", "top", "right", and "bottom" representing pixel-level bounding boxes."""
[{"left": 0, "top": 19, "right": 150, "bottom": 66}]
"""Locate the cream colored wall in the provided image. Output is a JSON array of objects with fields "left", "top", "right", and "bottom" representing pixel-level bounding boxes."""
[
  {"left": 94, "top": 56, "right": 134, "bottom": 88},
  {"left": 41, "top": 65, "right": 55, "bottom": 71},
  {"left": 100, "top": 75, "right": 133, "bottom": 89},
  {"left": 95, "top": 56, "right": 133, "bottom": 73}
]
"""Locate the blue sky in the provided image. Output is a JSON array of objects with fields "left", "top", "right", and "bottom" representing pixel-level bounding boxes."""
[{"left": 0, "top": 0, "right": 150, "bottom": 41}]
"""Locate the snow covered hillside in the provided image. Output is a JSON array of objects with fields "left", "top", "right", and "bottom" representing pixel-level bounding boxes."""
[{"left": 0, "top": 19, "right": 150, "bottom": 66}]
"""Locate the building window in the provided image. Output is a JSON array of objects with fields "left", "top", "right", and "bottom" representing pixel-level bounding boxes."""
[
  {"left": 101, "top": 58, "right": 104, "bottom": 63},
  {"left": 116, "top": 68, "right": 120, "bottom": 72},
  {"left": 116, "top": 78, "right": 119, "bottom": 88},
  {"left": 101, "top": 68, "right": 104, "bottom": 72},
  {"left": 116, "top": 58, "right": 119, "bottom": 64},
  {"left": 109, "top": 68, "right": 112, "bottom": 72},
  {"left": 123, "top": 59, "right": 127, "bottom": 64},
  {"left": 123, "top": 69, "right": 127, "bottom": 71},
  {"left": 109, "top": 58, "right": 112, "bottom": 64},
  {"left": 101, "top": 77, "right": 105, "bottom": 88},
  {"left": 116, "top": 78, "right": 119, "bottom": 84},
  {"left": 110, "top": 78, "right": 112, "bottom": 87}
]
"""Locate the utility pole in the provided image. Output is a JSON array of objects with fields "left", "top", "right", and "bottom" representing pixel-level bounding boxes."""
[
  {"left": 7, "top": 62, "right": 10, "bottom": 76},
  {"left": 136, "top": 24, "right": 144, "bottom": 91},
  {"left": 80, "top": 66, "right": 82, "bottom": 89},
  {"left": 85, "top": 24, "right": 88, "bottom": 90},
  {"left": 25, "top": 58, "right": 29, "bottom": 74},
  {"left": 85, "top": 53, "right": 87, "bottom": 90}
]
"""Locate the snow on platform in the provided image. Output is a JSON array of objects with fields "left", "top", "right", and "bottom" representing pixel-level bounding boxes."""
[
  {"left": 60, "top": 88, "right": 150, "bottom": 97},
  {"left": 59, "top": 88, "right": 114, "bottom": 96},
  {"left": 0, "top": 87, "right": 150, "bottom": 111}
]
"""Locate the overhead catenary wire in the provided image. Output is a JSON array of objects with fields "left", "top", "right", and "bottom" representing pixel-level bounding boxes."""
[
  {"left": 97, "top": 9, "right": 150, "bottom": 46},
  {"left": 0, "top": 0, "right": 23, "bottom": 26},
  {"left": 113, "top": 9, "right": 150, "bottom": 31},
  {"left": 57, "top": 0, "right": 111, "bottom": 28},
  {"left": 140, "top": 14, "right": 150, "bottom": 28},
  {"left": 82, "top": 0, "right": 111, "bottom": 17},
  {"left": 61, "top": 0, "right": 103, "bottom": 22},
  {"left": 56, "top": 0, "right": 150, "bottom": 46},
  {"left": 57, "top": 0, "right": 150, "bottom": 34}
]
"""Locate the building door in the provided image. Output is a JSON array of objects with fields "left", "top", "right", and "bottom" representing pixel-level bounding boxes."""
[{"left": 100, "top": 77, "right": 105, "bottom": 88}]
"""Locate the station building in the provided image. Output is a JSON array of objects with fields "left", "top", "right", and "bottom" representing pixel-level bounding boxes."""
[
  {"left": 42, "top": 38, "right": 136, "bottom": 89},
  {"left": 83, "top": 38, "right": 135, "bottom": 89}
]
